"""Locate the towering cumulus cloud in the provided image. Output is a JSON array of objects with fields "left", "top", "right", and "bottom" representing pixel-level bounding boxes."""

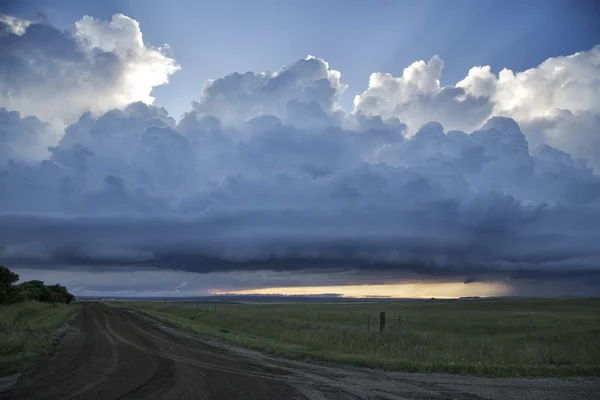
[
  {"left": 0, "top": 13, "right": 179, "bottom": 125},
  {"left": 1, "top": 13, "right": 599, "bottom": 296},
  {"left": 355, "top": 46, "right": 600, "bottom": 171}
]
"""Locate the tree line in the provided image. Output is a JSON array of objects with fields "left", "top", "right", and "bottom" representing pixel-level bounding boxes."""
[{"left": 0, "top": 265, "right": 75, "bottom": 305}]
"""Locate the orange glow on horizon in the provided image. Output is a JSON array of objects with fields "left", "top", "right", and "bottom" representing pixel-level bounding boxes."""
[{"left": 213, "top": 281, "right": 511, "bottom": 298}]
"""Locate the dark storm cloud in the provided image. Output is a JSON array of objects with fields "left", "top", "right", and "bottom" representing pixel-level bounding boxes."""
[
  {"left": 2, "top": 200, "right": 600, "bottom": 283},
  {"left": 2, "top": 102, "right": 600, "bottom": 285}
]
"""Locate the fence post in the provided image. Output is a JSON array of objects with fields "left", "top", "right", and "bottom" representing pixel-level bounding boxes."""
[
  {"left": 530, "top": 320, "right": 534, "bottom": 334},
  {"left": 164, "top": 300, "right": 167, "bottom": 307},
  {"left": 399, "top": 313, "right": 402, "bottom": 336},
  {"left": 367, "top": 314, "right": 370, "bottom": 332},
  {"left": 214, "top": 304, "right": 217, "bottom": 312},
  {"left": 380, "top": 312, "right": 386, "bottom": 333},
  {"left": 318, "top": 312, "right": 320, "bottom": 321}
]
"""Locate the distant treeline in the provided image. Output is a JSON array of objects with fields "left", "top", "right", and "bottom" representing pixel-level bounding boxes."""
[{"left": 0, "top": 265, "right": 75, "bottom": 305}]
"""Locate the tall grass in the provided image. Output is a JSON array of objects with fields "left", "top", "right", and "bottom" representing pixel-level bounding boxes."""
[
  {"left": 0, "top": 301, "right": 78, "bottom": 376},
  {"left": 115, "top": 298, "right": 600, "bottom": 377}
]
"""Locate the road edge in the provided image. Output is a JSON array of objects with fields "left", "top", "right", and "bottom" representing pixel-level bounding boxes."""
[
  {"left": 0, "top": 304, "right": 82, "bottom": 393},
  {"left": 117, "top": 305, "right": 599, "bottom": 384}
]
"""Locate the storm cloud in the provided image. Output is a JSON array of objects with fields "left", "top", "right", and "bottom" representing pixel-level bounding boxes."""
[{"left": 1, "top": 13, "right": 600, "bottom": 296}]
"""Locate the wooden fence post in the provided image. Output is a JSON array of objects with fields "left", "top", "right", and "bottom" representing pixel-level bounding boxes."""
[
  {"left": 367, "top": 314, "right": 370, "bottom": 332},
  {"left": 318, "top": 312, "right": 320, "bottom": 321},
  {"left": 530, "top": 320, "right": 534, "bottom": 334},
  {"left": 380, "top": 312, "right": 386, "bottom": 333}
]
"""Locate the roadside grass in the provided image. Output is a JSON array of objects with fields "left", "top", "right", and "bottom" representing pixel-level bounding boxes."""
[
  {"left": 0, "top": 302, "right": 78, "bottom": 376},
  {"left": 112, "top": 298, "right": 600, "bottom": 377}
]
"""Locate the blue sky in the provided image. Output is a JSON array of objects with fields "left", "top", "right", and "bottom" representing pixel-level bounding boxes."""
[{"left": 3, "top": 0, "right": 600, "bottom": 119}]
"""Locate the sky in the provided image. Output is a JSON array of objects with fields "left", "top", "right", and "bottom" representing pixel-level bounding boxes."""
[
  {"left": 1, "top": 1, "right": 600, "bottom": 298},
  {"left": 4, "top": 0, "right": 600, "bottom": 119}
]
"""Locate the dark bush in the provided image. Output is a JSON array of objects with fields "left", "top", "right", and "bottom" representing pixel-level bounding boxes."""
[
  {"left": 0, "top": 265, "right": 20, "bottom": 304},
  {"left": 0, "top": 265, "right": 75, "bottom": 305}
]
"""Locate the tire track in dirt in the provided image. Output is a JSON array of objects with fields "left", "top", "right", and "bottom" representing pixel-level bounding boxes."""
[
  {"left": 107, "top": 305, "right": 296, "bottom": 380},
  {"left": 112, "top": 339, "right": 176, "bottom": 400},
  {"left": 3, "top": 307, "right": 101, "bottom": 399}
]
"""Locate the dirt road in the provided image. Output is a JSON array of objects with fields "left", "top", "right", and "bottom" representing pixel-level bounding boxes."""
[{"left": 1, "top": 302, "right": 598, "bottom": 399}]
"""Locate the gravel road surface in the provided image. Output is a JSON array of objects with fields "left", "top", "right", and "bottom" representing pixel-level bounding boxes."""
[{"left": 1, "top": 302, "right": 598, "bottom": 399}]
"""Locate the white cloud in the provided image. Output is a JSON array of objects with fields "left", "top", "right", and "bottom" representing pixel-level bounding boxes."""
[
  {"left": 353, "top": 55, "right": 493, "bottom": 133},
  {"left": 0, "top": 13, "right": 179, "bottom": 125},
  {"left": 75, "top": 14, "right": 179, "bottom": 105},
  {"left": 355, "top": 45, "right": 600, "bottom": 170},
  {"left": 457, "top": 46, "right": 600, "bottom": 170},
  {"left": 191, "top": 55, "right": 346, "bottom": 127},
  {"left": 458, "top": 46, "right": 600, "bottom": 121},
  {"left": 0, "top": 13, "right": 32, "bottom": 35},
  {"left": 0, "top": 108, "right": 61, "bottom": 163}
]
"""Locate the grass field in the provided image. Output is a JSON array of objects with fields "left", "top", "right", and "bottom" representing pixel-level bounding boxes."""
[
  {"left": 0, "top": 302, "right": 79, "bottom": 376},
  {"left": 114, "top": 298, "right": 600, "bottom": 377}
]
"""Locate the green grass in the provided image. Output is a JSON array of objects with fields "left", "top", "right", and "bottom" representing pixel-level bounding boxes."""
[
  {"left": 0, "top": 302, "right": 79, "bottom": 376},
  {"left": 113, "top": 298, "right": 600, "bottom": 377}
]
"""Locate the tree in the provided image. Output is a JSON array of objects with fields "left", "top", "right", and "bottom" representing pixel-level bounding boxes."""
[
  {"left": 16, "top": 280, "right": 53, "bottom": 303},
  {"left": 0, "top": 265, "right": 75, "bottom": 305},
  {"left": 0, "top": 265, "right": 20, "bottom": 304},
  {"left": 47, "top": 284, "right": 75, "bottom": 304}
]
